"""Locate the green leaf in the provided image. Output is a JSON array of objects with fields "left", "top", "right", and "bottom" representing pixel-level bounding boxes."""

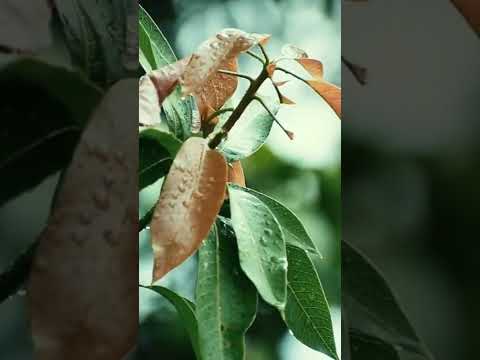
[
  {"left": 343, "top": 240, "right": 432, "bottom": 359},
  {"left": 349, "top": 330, "right": 400, "bottom": 360},
  {"left": 218, "top": 96, "right": 280, "bottom": 162},
  {"left": 143, "top": 286, "right": 200, "bottom": 359},
  {"left": 139, "top": 129, "right": 182, "bottom": 190},
  {"left": 284, "top": 244, "right": 337, "bottom": 359},
  {"left": 196, "top": 217, "right": 258, "bottom": 360},
  {"left": 0, "top": 59, "right": 102, "bottom": 206},
  {"left": 228, "top": 184, "right": 287, "bottom": 310},
  {"left": 138, "top": 4, "right": 194, "bottom": 140},
  {"left": 53, "top": 0, "right": 130, "bottom": 85},
  {"left": 233, "top": 187, "right": 319, "bottom": 255}
]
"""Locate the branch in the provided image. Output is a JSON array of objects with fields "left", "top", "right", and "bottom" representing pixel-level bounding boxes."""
[
  {"left": 205, "top": 107, "right": 235, "bottom": 125},
  {"left": 246, "top": 51, "right": 267, "bottom": 65},
  {"left": 208, "top": 67, "right": 270, "bottom": 149},
  {"left": 218, "top": 69, "right": 254, "bottom": 83},
  {"left": 253, "top": 96, "right": 294, "bottom": 140}
]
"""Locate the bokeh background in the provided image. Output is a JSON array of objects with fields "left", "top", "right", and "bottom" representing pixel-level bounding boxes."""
[
  {"left": 343, "top": 1, "right": 480, "bottom": 359},
  {"left": 138, "top": 0, "right": 341, "bottom": 359}
]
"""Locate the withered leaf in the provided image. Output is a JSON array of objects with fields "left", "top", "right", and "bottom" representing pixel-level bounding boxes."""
[
  {"left": 308, "top": 80, "right": 342, "bottom": 117},
  {"left": 28, "top": 80, "right": 138, "bottom": 359},
  {"left": 151, "top": 137, "right": 228, "bottom": 282},
  {"left": 181, "top": 28, "right": 270, "bottom": 120}
]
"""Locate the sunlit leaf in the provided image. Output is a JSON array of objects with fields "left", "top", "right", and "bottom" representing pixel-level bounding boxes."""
[
  {"left": 284, "top": 244, "right": 337, "bottom": 359},
  {"left": 218, "top": 96, "right": 280, "bottom": 161},
  {"left": 307, "top": 80, "right": 341, "bottom": 117},
  {"left": 139, "top": 129, "right": 182, "bottom": 190},
  {"left": 228, "top": 184, "right": 287, "bottom": 310},
  {"left": 151, "top": 137, "right": 227, "bottom": 282},
  {"left": 343, "top": 240, "right": 432, "bottom": 358},
  {"left": 281, "top": 44, "right": 309, "bottom": 59},
  {"left": 196, "top": 217, "right": 257, "bottom": 360},
  {"left": 297, "top": 58, "right": 324, "bottom": 80},
  {"left": 28, "top": 80, "right": 138, "bottom": 359},
  {"left": 143, "top": 286, "right": 200, "bottom": 359}
]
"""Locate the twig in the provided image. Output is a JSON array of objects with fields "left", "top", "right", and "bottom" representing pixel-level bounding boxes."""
[
  {"left": 246, "top": 51, "right": 266, "bottom": 65},
  {"left": 205, "top": 108, "right": 235, "bottom": 125},
  {"left": 218, "top": 69, "right": 254, "bottom": 83},
  {"left": 258, "top": 44, "right": 270, "bottom": 63},
  {"left": 253, "top": 96, "right": 294, "bottom": 140}
]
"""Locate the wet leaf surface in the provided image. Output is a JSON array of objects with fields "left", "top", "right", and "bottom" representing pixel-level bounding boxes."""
[{"left": 151, "top": 137, "right": 227, "bottom": 282}]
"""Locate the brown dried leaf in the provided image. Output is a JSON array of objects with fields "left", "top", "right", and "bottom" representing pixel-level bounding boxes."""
[
  {"left": 181, "top": 28, "right": 270, "bottom": 120},
  {"left": 308, "top": 80, "right": 342, "bottom": 118},
  {"left": 297, "top": 58, "right": 324, "bottom": 80},
  {"left": 151, "top": 137, "right": 227, "bottom": 282},
  {"left": 28, "top": 80, "right": 138, "bottom": 359},
  {"left": 451, "top": 0, "right": 480, "bottom": 35}
]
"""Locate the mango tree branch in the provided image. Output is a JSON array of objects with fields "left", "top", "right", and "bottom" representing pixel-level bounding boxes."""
[{"left": 208, "top": 67, "right": 270, "bottom": 149}]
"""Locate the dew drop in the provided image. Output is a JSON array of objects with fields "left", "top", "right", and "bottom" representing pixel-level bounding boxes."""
[
  {"left": 182, "top": 200, "right": 189, "bottom": 208},
  {"left": 178, "top": 184, "right": 186, "bottom": 192},
  {"left": 260, "top": 236, "right": 268, "bottom": 245}
]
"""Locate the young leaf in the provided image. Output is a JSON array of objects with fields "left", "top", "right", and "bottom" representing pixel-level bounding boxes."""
[
  {"left": 181, "top": 28, "right": 269, "bottom": 119},
  {"left": 228, "top": 183, "right": 287, "bottom": 310},
  {"left": 139, "top": 129, "right": 182, "bottom": 190},
  {"left": 343, "top": 240, "right": 432, "bottom": 358},
  {"left": 217, "top": 96, "right": 280, "bottom": 161},
  {"left": 196, "top": 217, "right": 258, "bottom": 360},
  {"left": 307, "top": 80, "right": 341, "bottom": 117},
  {"left": 297, "top": 58, "right": 324, "bottom": 80},
  {"left": 228, "top": 161, "right": 246, "bottom": 187},
  {"left": 284, "top": 244, "right": 337, "bottom": 359},
  {"left": 234, "top": 187, "right": 319, "bottom": 255},
  {"left": 28, "top": 79, "right": 138, "bottom": 359},
  {"left": 151, "top": 137, "right": 228, "bottom": 282},
  {"left": 139, "top": 4, "right": 195, "bottom": 139},
  {"left": 143, "top": 286, "right": 200, "bottom": 359}
]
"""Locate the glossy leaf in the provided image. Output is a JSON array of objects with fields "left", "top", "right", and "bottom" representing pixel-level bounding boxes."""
[
  {"left": 228, "top": 183, "right": 287, "bottom": 310},
  {"left": 0, "top": 59, "right": 101, "bottom": 206},
  {"left": 28, "top": 80, "right": 138, "bottom": 359},
  {"left": 139, "top": 4, "right": 194, "bottom": 139},
  {"left": 284, "top": 245, "right": 337, "bottom": 359},
  {"left": 235, "top": 187, "right": 319, "bottom": 255},
  {"left": 139, "top": 129, "right": 182, "bottom": 190},
  {"left": 343, "top": 240, "right": 432, "bottom": 358},
  {"left": 218, "top": 96, "right": 280, "bottom": 161},
  {"left": 144, "top": 286, "right": 200, "bottom": 359},
  {"left": 196, "top": 217, "right": 258, "bottom": 360},
  {"left": 151, "top": 137, "right": 227, "bottom": 282},
  {"left": 297, "top": 58, "right": 324, "bottom": 80}
]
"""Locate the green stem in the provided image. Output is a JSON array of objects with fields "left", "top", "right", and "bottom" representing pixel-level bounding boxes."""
[{"left": 208, "top": 67, "right": 270, "bottom": 149}]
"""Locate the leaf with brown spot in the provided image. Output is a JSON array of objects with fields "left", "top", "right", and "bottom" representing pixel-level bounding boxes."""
[
  {"left": 180, "top": 28, "right": 270, "bottom": 121},
  {"left": 451, "top": 0, "right": 480, "bottom": 35},
  {"left": 307, "top": 80, "right": 342, "bottom": 117},
  {"left": 151, "top": 137, "right": 228, "bottom": 282},
  {"left": 28, "top": 80, "right": 138, "bottom": 360}
]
